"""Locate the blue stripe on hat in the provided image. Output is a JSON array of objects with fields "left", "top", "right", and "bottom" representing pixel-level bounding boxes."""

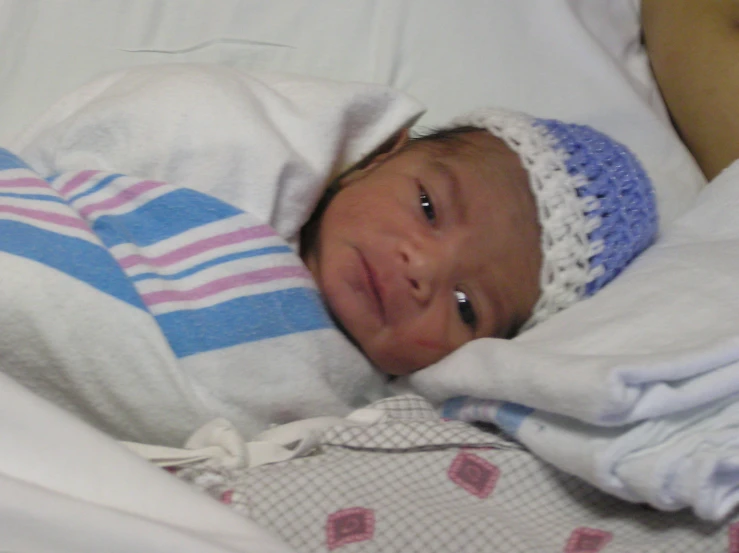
[{"left": 533, "top": 118, "right": 658, "bottom": 297}]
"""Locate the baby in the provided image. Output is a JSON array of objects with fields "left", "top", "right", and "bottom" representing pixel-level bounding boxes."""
[
  {"left": 0, "top": 100, "right": 657, "bottom": 446},
  {"left": 301, "top": 108, "right": 659, "bottom": 375}
]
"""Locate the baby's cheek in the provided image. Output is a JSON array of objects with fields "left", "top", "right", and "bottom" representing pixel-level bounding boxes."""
[
  {"left": 412, "top": 338, "right": 449, "bottom": 354},
  {"left": 376, "top": 338, "right": 452, "bottom": 375},
  {"left": 369, "top": 314, "right": 459, "bottom": 374}
]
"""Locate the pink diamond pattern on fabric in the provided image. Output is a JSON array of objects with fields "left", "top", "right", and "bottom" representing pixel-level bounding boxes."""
[
  {"left": 326, "top": 507, "right": 375, "bottom": 550},
  {"left": 173, "top": 394, "right": 739, "bottom": 553},
  {"left": 447, "top": 451, "right": 500, "bottom": 499},
  {"left": 730, "top": 522, "right": 739, "bottom": 553},
  {"left": 564, "top": 527, "right": 613, "bottom": 553},
  {"left": 220, "top": 489, "right": 234, "bottom": 505}
]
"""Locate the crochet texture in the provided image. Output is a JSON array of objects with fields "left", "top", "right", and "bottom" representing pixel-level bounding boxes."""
[{"left": 452, "top": 108, "right": 658, "bottom": 330}]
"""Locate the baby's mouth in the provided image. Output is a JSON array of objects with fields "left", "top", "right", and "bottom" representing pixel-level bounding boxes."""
[{"left": 359, "top": 251, "right": 386, "bottom": 322}]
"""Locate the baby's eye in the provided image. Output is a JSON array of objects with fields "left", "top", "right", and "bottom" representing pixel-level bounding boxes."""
[
  {"left": 455, "top": 289, "right": 477, "bottom": 330},
  {"left": 419, "top": 186, "right": 436, "bottom": 223}
]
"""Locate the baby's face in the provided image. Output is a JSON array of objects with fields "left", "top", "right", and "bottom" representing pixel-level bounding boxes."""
[{"left": 302, "top": 131, "right": 542, "bottom": 375}]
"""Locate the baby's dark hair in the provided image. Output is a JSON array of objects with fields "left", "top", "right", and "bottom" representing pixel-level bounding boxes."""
[
  {"left": 410, "top": 125, "right": 482, "bottom": 148},
  {"left": 299, "top": 125, "right": 483, "bottom": 260}
]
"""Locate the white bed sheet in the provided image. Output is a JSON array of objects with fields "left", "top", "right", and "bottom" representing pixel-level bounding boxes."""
[
  {"left": 0, "top": 371, "right": 296, "bottom": 553},
  {"left": 2, "top": 0, "right": 703, "bottom": 225}
]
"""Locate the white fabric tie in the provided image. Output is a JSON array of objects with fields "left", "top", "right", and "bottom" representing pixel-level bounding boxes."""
[{"left": 122, "top": 407, "right": 386, "bottom": 470}]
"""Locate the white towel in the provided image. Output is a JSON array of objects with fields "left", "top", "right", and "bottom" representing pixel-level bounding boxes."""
[{"left": 15, "top": 63, "right": 425, "bottom": 247}]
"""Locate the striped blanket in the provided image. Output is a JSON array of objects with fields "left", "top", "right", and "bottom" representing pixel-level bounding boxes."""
[{"left": 0, "top": 149, "right": 385, "bottom": 445}]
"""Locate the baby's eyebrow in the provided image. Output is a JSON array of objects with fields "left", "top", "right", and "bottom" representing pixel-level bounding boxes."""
[{"left": 431, "top": 160, "right": 467, "bottom": 222}]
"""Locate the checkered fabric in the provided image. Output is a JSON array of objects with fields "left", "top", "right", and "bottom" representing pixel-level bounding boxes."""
[{"left": 173, "top": 395, "right": 737, "bottom": 553}]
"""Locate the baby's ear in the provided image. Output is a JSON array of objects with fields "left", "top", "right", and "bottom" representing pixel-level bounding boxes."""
[
  {"left": 380, "top": 127, "right": 410, "bottom": 156},
  {"left": 351, "top": 128, "right": 410, "bottom": 173}
]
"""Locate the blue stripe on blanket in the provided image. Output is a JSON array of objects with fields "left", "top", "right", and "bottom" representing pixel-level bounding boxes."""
[
  {"left": 92, "top": 188, "right": 243, "bottom": 248},
  {"left": 0, "top": 220, "right": 146, "bottom": 310},
  {"left": 0, "top": 192, "right": 68, "bottom": 203},
  {"left": 67, "top": 174, "right": 123, "bottom": 203},
  {"left": 441, "top": 396, "right": 467, "bottom": 419},
  {"left": 0, "top": 149, "right": 31, "bottom": 171},
  {"left": 129, "top": 245, "right": 294, "bottom": 283},
  {"left": 494, "top": 402, "right": 534, "bottom": 436},
  {"left": 157, "top": 287, "right": 333, "bottom": 357}
]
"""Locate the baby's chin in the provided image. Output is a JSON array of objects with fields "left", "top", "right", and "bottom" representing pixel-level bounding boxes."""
[
  {"left": 338, "top": 323, "right": 423, "bottom": 376},
  {"left": 362, "top": 346, "right": 431, "bottom": 376},
  {"left": 324, "top": 301, "right": 431, "bottom": 375}
]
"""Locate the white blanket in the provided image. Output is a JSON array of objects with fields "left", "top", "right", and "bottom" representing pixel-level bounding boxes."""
[
  {"left": 0, "top": 370, "right": 296, "bottom": 553},
  {"left": 3, "top": 65, "right": 424, "bottom": 446},
  {"left": 405, "top": 160, "right": 739, "bottom": 520},
  {"left": 16, "top": 63, "right": 424, "bottom": 247}
]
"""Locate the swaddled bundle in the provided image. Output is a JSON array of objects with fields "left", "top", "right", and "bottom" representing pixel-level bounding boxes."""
[
  {"left": 0, "top": 148, "right": 389, "bottom": 445},
  {"left": 1, "top": 64, "right": 423, "bottom": 445}
]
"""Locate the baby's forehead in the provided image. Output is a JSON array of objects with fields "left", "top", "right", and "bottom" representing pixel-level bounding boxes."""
[
  {"left": 409, "top": 128, "right": 527, "bottom": 190},
  {"left": 410, "top": 127, "right": 516, "bottom": 164}
]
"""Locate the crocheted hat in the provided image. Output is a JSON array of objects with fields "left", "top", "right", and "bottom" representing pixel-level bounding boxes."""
[{"left": 450, "top": 108, "right": 658, "bottom": 330}]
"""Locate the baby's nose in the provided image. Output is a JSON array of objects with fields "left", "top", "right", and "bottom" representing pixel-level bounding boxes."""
[{"left": 399, "top": 240, "right": 438, "bottom": 303}]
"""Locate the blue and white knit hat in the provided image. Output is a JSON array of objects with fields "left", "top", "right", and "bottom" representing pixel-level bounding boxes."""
[{"left": 451, "top": 108, "right": 658, "bottom": 330}]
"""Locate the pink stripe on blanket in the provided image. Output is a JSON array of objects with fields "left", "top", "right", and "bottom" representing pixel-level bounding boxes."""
[
  {"left": 141, "top": 265, "right": 311, "bottom": 306},
  {"left": 0, "top": 177, "right": 50, "bottom": 189},
  {"left": 78, "top": 180, "right": 167, "bottom": 218},
  {"left": 118, "top": 225, "right": 276, "bottom": 269},
  {"left": 58, "top": 170, "right": 101, "bottom": 196},
  {"left": 0, "top": 205, "right": 89, "bottom": 231}
]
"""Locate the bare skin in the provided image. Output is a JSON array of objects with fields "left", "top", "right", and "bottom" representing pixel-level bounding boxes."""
[
  {"left": 642, "top": 0, "right": 739, "bottom": 180},
  {"left": 301, "top": 131, "right": 542, "bottom": 376}
]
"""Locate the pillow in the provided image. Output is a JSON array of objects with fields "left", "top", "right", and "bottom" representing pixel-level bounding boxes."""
[{"left": 4, "top": 0, "right": 704, "bottom": 227}]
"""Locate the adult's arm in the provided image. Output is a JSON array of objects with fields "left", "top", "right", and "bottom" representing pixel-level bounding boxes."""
[{"left": 642, "top": 0, "right": 739, "bottom": 180}]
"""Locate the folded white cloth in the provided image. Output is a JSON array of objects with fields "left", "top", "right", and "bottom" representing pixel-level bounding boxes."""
[
  {"left": 402, "top": 160, "right": 739, "bottom": 519},
  {"left": 15, "top": 63, "right": 424, "bottom": 247},
  {"left": 444, "top": 393, "right": 739, "bottom": 521},
  {"left": 407, "top": 160, "right": 739, "bottom": 427},
  {"left": 409, "top": 334, "right": 739, "bottom": 427},
  {"left": 0, "top": 370, "right": 296, "bottom": 553}
]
